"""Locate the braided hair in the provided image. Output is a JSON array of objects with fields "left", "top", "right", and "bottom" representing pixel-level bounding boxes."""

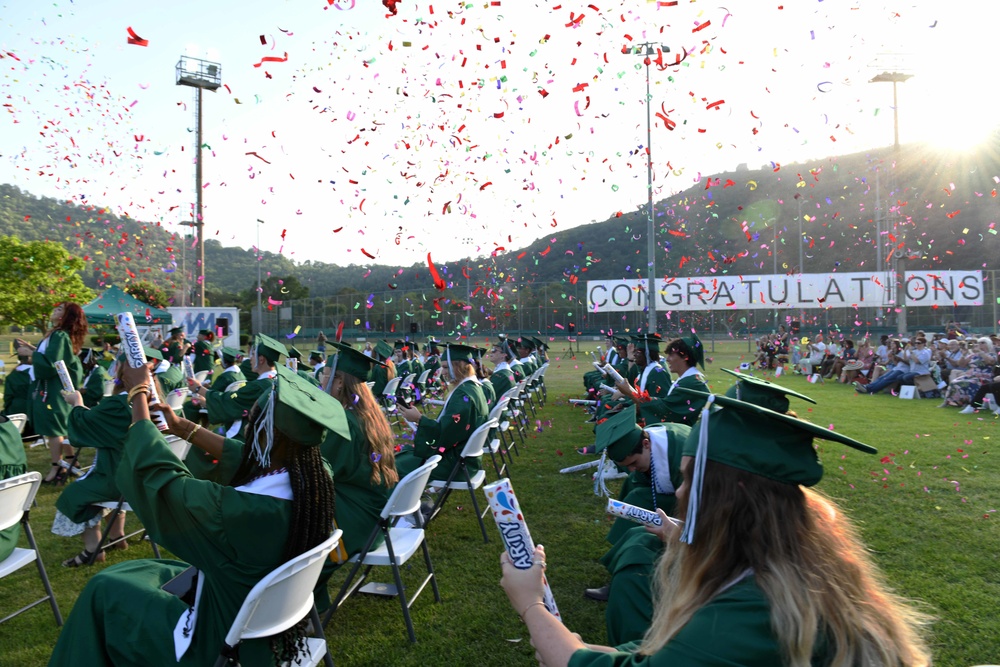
[{"left": 229, "top": 403, "right": 336, "bottom": 664}]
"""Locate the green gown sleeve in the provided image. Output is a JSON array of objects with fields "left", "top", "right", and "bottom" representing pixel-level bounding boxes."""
[
  {"left": 412, "top": 382, "right": 477, "bottom": 458},
  {"left": 203, "top": 378, "right": 269, "bottom": 424},
  {"left": 640, "top": 374, "right": 708, "bottom": 426}
]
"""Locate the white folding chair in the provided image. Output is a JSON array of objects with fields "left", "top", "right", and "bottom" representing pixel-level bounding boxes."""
[
  {"left": 485, "top": 398, "right": 513, "bottom": 479},
  {"left": 164, "top": 434, "right": 193, "bottom": 462},
  {"left": 194, "top": 370, "right": 212, "bottom": 385},
  {"left": 6, "top": 414, "right": 27, "bottom": 435},
  {"left": 322, "top": 455, "right": 442, "bottom": 643},
  {"left": 223, "top": 380, "right": 247, "bottom": 393},
  {"left": 426, "top": 418, "right": 499, "bottom": 543},
  {"left": 214, "top": 530, "right": 342, "bottom": 667},
  {"left": 0, "top": 472, "right": 62, "bottom": 626},
  {"left": 380, "top": 377, "right": 404, "bottom": 432}
]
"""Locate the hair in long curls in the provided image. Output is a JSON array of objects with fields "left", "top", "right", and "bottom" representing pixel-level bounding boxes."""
[
  {"left": 331, "top": 371, "right": 398, "bottom": 487},
  {"left": 643, "top": 460, "right": 931, "bottom": 666},
  {"left": 229, "top": 402, "right": 336, "bottom": 665},
  {"left": 52, "top": 302, "right": 88, "bottom": 354}
]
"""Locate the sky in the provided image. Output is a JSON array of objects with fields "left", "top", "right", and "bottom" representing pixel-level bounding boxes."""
[{"left": 2, "top": 0, "right": 998, "bottom": 269}]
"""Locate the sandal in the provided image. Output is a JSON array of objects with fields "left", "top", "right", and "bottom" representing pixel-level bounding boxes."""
[
  {"left": 42, "top": 463, "right": 68, "bottom": 485},
  {"left": 63, "top": 549, "right": 105, "bottom": 568}
]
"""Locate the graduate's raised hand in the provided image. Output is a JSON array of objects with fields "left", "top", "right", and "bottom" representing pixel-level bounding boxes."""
[
  {"left": 121, "top": 362, "right": 152, "bottom": 392},
  {"left": 149, "top": 402, "right": 191, "bottom": 439}
]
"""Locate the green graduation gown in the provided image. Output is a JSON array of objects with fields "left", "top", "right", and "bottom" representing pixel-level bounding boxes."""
[
  {"left": 600, "top": 527, "right": 662, "bottom": 645},
  {"left": 162, "top": 340, "right": 186, "bottom": 366},
  {"left": 210, "top": 368, "right": 245, "bottom": 393},
  {"left": 0, "top": 418, "right": 27, "bottom": 561},
  {"left": 49, "top": 420, "right": 297, "bottom": 667},
  {"left": 478, "top": 378, "right": 496, "bottom": 410},
  {"left": 638, "top": 369, "right": 708, "bottom": 427},
  {"left": 31, "top": 330, "right": 83, "bottom": 437},
  {"left": 2, "top": 366, "right": 34, "bottom": 431},
  {"left": 55, "top": 395, "right": 131, "bottom": 524},
  {"left": 395, "top": 378, "right": 488, "bottom": 482},
  {"left": 490, "top": 367, "right": 515, "bottom": 405},
  {"left": 314, "top": 409, "right": 395, "bottom": 610},
  {"left": 156, "top": 364, "right": 186, "bottom": 394},
  {"left": 192, "top": 340, "right": 214, "bottom": 374},
  {"left": 568, "top": 577, "right": 792, "bottom": 667},
  {"left": 370, "top": 364, "right": 392, "bottom": 398},
  {"left": 82, "top": 365, "right": 113, "bottom": 409}
]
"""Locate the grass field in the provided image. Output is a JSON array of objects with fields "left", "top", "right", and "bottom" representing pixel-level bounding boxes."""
[{"left": 1, "top": 339, "right": 998, "bottom": 666}]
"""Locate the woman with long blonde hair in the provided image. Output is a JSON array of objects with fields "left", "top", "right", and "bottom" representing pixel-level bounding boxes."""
[{"left": 500, "top": 389, "right": 932, "bottom": 667}]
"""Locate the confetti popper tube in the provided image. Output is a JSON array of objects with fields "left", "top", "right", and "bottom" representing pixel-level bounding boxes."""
[
  {"left": 288, "top": 358, "right": 298, "bottom": 372},
  {"left": 606, "top": 499, "right": 663, "bottom": 528},
  {"left": 592, "top": 361, "right": 605, "bottom": 373},
  {"left": 54, "top": 359, "right": 76, "bottom": 393},
  {"left": 484, "top": 478, "right": 560, "bottom": 619},
  {"left": 182, "top": 357, "right": 196, "bottom": 381},
  {"left": 603, "top": 363, "right": 624, "bottom": 384},
  {"left": 559, "top": 459, "right": 601, "bottom": 473},
  {"left": 568, "top": 399, "right": 598, "bottom": 406},
  {"left": 599, "top": 384, "right": 616, "bottom": 393},
  {"left": 115, "top": 312, "right": 167, "bottom": 430}
]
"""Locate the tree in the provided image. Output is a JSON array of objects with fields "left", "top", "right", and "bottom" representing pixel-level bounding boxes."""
[
  {"left": 125, "top": 280, "right": 171, "bottom": 308},
  {"left": 0, "top": 235, "right": 95, "bottom": 328}
]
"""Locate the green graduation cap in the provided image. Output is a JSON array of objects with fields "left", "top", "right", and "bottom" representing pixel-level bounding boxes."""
[
  {"left": 443, "top": 342, "right": 477, "bottom": 363},
  {"left": 633, "top": 333, "right": 663, "bottom": 357},
  {"left": 612, "top": 335, "right": 630, "bottom": 348},
  {"left": 515, "top": 336, "right": 535, "bottom": 350},
  {"left": 393, "top": 340, "right": 406, "bottom": 351},
  {"left": 374, "top": 340, "right": 394, "bottom": 360},
  {"left": 530, "top": 336, "right": 545, "bottom": 350},
  {"left": 670, "top": 332, "right": 705, "bottom": 369},
  {"left": 251, "top": 366, "right": 351, "bottom": 465},
  {"left": 250, "top": 333, "right": 286, "bottom": 365},
  {"left": 168, "top": 326, "right": 184, "bottom": 335},
  {"left": 594, "top": 405, "right": 645, "bottom": 462},
  {"left": 287, "top": 346, "right": 303, "bottom": 360},
  {"left": 309, "top": 350, "right": 325, "bottom": 361},
  {"left": 720, "top": 367, "right": 815, "bottom": 414},
  {"left": 198, "top": 329, "right": 212, "bottom": 337},
  {"left": 672, "top": 387, "right": 875, "bottom": 544},
  {"left": 218, "top": 346, "right": 241, "bottom": 364},
  {"left": 328, "top": 341, "right": 385, "bottom": 382}
]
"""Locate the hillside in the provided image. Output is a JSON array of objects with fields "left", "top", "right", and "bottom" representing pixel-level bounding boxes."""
[{"left": 2, "top": 140, "right": 998, "bottom": 307}]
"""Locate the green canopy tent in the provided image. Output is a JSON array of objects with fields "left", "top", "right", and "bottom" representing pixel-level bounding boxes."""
[{"left": 82, "top": 285, "right": 172, "bottom": 326}]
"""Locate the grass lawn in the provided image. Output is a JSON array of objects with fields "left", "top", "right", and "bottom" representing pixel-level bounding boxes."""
[{"left": 1, "top": 339, "right": 998, "bottom": 666}]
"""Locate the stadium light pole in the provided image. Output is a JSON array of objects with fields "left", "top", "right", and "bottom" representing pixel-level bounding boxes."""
[
  {"left": 632, "top": 42, "right": 668, "bottom": 335},
  {"left": 176, "top": 55, "right": 222, "bottom": 307},
  {"left": 870, "top": 68, "right": 912, "bottom": 335}
]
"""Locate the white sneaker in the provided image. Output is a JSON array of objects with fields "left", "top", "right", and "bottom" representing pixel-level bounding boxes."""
[{"left": 958, "top": 405, "right": 976, "bottom": 415}]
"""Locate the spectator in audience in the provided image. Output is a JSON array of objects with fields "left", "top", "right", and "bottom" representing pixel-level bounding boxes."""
[
  {"left": 942, "top": 337, "right": 997, "bottom": 408},
  {"left": 939, "top": 339, "right": 965, "bottom": 383},
  {"left": 855, "top": 339, "right": 912, "bottom": 395},
  {"left": 959, "top": 378, "right": 1000, "bottom": 415},
  {"left": 825, "top": 339, "right": 854, "bottom": 379},
  {"left": 841, "top": 338, "right": 871, "bottom": 384},
  {"left": 798, "top": 333, "right": 826, "bottom": 376},
  {"left": 869, "top": 337, "right": 897, "bottom": 383}
]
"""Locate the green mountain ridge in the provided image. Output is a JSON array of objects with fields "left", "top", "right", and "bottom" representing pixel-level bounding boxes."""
[{"left": 2, "top": 140, "right": 998, "bottom": 308}]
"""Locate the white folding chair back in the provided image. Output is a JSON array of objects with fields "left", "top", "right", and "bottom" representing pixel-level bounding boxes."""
[
  {"left": 164, "top": 388, "right": 188, "bottom": 410},
  {"left": 103, "top": 380, "right": 116, "bottom": 397},
  {"left": 0, "top": 472, "right": 37, "bottom": 533},
  {"left": 402, "top": 373, "right": 416, "bottom": 386},
  {"left": 382, "top": 455, "right": 442, "bottom": 520},
  {"left": 163, "top": 435, "right": 193, "bottom": 462},
  {"left": 416, "top": 369, "right": 432, "bottom": 385},
  {"left": 194, "top": 370, "right": 212, "bottom": 385},
  {"left": 217, "top": 530, "right": 342, "bottom": 667},
  {"left": 323, "top": 456, "right": 442, "bottom": 642},
  {"left": 427, "top": 419, "right": 498, "bottom": 542},
  {"left": 5, "top": 414, "right": 27, "bottom": 435},
  {"left": 381, "top": 377, "right": 402, "bottom": 401},
  {"left": 223, "top": 380, "right": 247, "bottom": 393},
  {"left": 0, "top": 472, "right": 62, "bottom": 626}
]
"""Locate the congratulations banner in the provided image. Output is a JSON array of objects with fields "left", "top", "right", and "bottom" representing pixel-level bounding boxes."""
[{"left": 586, "top": 270, "right": 983, "bottom": 312}]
